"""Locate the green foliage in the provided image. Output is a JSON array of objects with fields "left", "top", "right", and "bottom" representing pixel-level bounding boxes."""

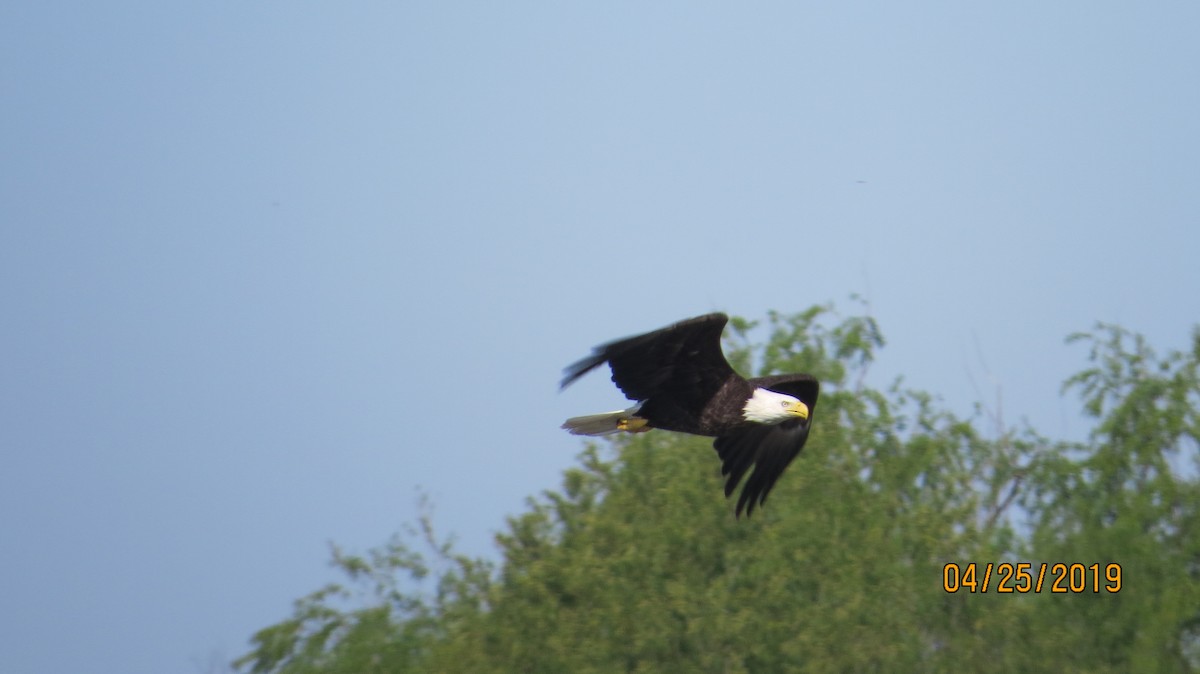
[
  {"left": 1018, "top": 323, "right": 1200, "bottom": 672},
  {"left": 235, "top": 307, "right": 1200, "bottom": 674}
]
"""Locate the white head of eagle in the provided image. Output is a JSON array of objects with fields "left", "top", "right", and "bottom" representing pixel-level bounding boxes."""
[{"left": 742, "top": 388, "right": 811, "bottom": 424}]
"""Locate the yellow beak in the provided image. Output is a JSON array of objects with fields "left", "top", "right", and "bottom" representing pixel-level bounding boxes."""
[{"left": 786, "top": 401, "right": 810, "bottom": 420}]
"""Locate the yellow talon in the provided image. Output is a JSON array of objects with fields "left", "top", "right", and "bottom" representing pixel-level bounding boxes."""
[{"left": 617, "top": 417, "right": 651, "bottom": 433}]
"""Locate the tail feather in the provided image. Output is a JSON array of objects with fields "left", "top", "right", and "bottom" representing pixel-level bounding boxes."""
[
  {"left": 561, "top": 410, "right": 627, "bottom": 436},
  {"left": 562, "top": 403, "right": 645, "bottom": 436}
]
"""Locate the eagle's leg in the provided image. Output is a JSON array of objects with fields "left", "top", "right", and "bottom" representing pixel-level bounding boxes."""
[{"left": 617, "top": 417, "right": 651, "bottom": 433}]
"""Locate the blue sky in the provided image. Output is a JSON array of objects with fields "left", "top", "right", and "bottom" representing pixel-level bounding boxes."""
[{"left": 2, "top": 3, "right": 1198, "bottom": 673}]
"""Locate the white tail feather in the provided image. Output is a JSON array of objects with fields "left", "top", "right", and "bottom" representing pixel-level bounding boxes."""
[
  {"left": 561, "top": 411, "right": 624, "bottom": 436},
  {"left": 561, "top": 404, "right": 643, "bottom": 436}
]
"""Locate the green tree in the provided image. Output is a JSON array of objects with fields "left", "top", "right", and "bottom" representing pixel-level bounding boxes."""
[
  {"left": 1014, "top": 324, "right": 1200, "bottom": 672},
  {"left": 235, "top": 307, "right": 1200, "bottom": 674}
]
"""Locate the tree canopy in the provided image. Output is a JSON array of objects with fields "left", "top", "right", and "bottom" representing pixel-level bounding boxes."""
[{"left": 235, "top": 305, "right": 1200, "bottom": 673}]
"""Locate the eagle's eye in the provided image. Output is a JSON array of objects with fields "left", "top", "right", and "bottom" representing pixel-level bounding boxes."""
[{"left": 780, "top": 400, "right": 789, "bottom": 408}]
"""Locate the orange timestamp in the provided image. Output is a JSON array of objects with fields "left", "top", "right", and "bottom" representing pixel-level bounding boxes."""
[{"left": 943, "top": 562, "right": 1122, "bottom": 594}]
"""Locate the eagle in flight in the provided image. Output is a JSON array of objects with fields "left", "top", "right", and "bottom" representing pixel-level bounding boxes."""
[{"left": 560, "top": 313, "right": 819, "bottom": 517}]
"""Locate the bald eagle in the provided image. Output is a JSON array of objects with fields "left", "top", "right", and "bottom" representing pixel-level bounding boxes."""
[{"left": 560, "top": 313, "right": 819, "bottom": 517}]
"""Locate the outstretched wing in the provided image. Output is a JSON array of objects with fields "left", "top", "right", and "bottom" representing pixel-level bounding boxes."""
[
  {"left": 714, "top": 419, "right": 812, "bottom": 518},
  {"left": 560, "top": 313, "right": 737, "bottom": 410}
]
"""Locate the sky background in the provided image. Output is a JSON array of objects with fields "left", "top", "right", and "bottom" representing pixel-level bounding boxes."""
[{"left": 2, "top": 3, "right": 1199, "bottom": 673}]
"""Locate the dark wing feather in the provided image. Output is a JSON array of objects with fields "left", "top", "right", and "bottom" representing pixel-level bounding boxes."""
[
  {"left": 749, "top": 374, "right": 820, "bottom": 408},
  {"left": 714, "top": 418, "right": 812, "bottom": 518},
  {"left": 560, "top": 313, "right": 736, "bottom": 409}
]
